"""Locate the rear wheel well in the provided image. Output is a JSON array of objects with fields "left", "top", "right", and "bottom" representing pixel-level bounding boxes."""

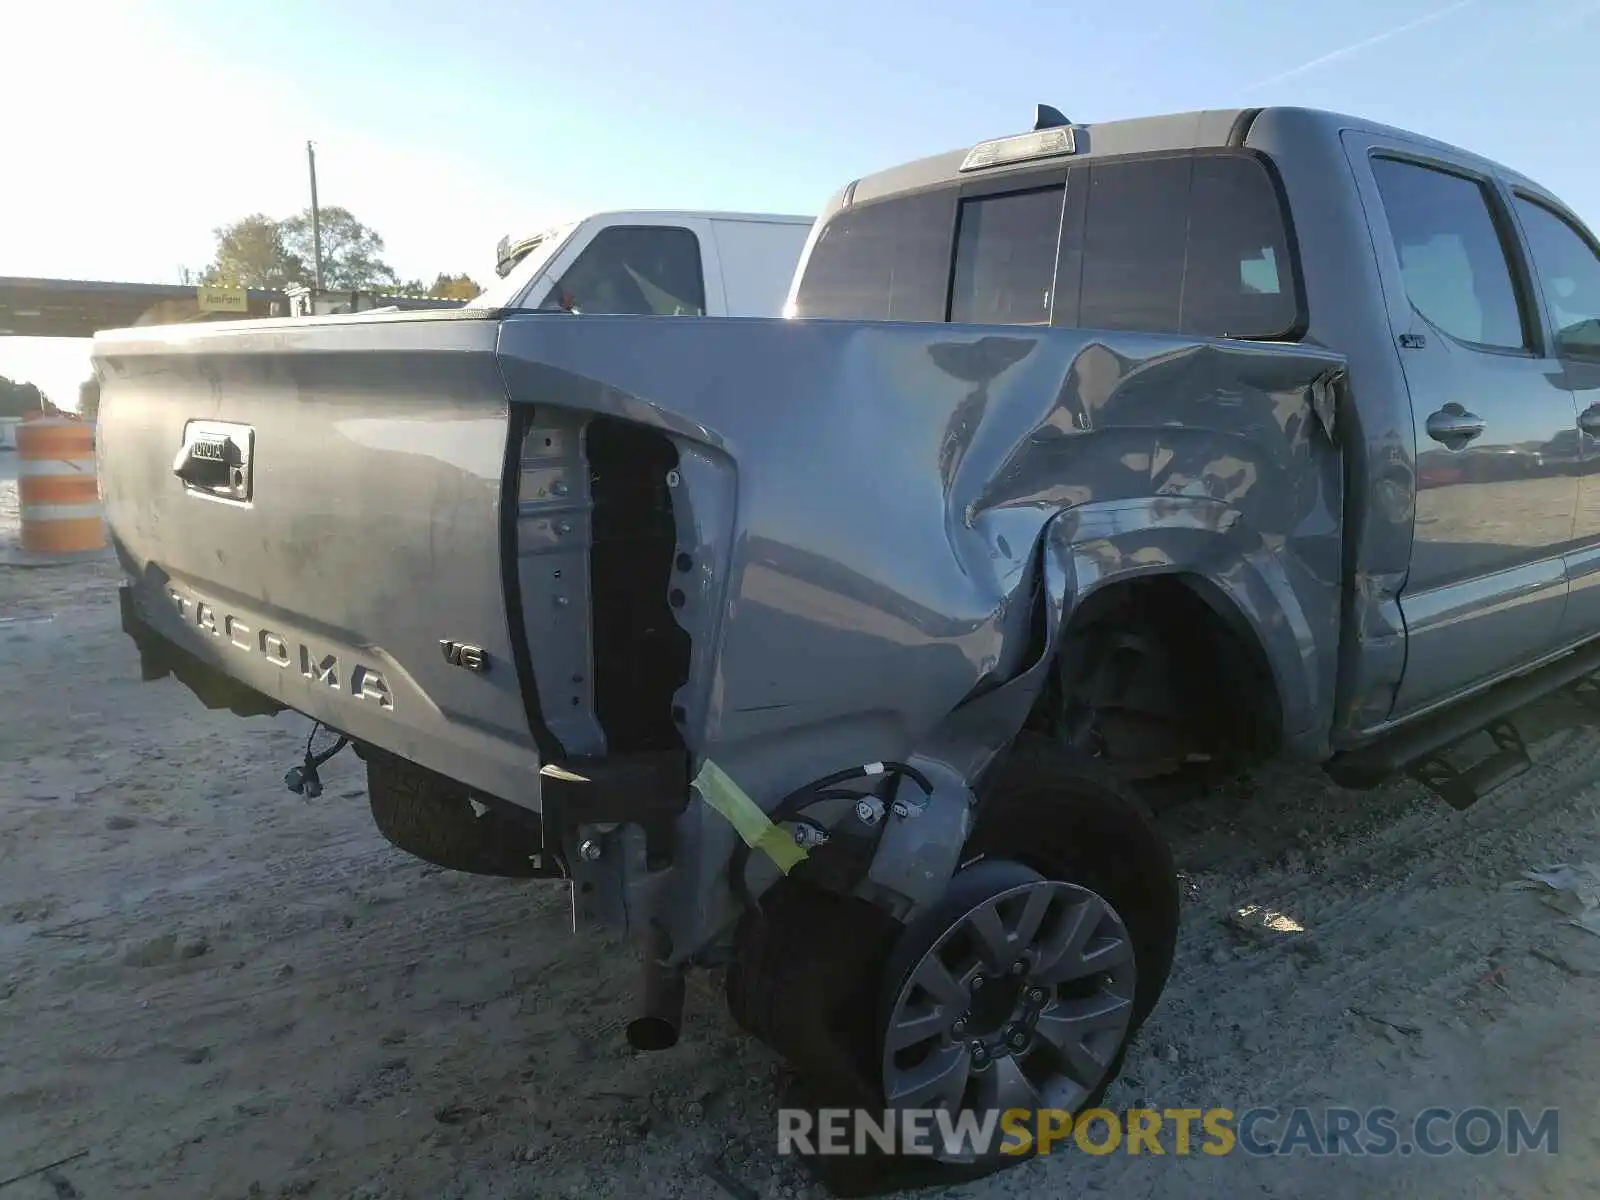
[{"left": 1029, "top": 575, "right": 1282, "bottom": 784}]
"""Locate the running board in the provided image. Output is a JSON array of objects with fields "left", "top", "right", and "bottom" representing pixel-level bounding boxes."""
[
  {"left": 1326, "top": 639, "right": 1600, "bottom": 806},
  {"left": 1404, "top": 718, "right": 1529, "bottom": 811}
]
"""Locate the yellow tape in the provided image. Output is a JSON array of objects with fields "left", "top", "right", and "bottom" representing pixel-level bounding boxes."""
[{"left": 693, "top": 758, "right": 809, "bottom": 873}]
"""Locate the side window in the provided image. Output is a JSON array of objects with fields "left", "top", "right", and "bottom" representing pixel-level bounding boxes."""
[
  {"left": 1185, "top": 155, "right": 1298, "bottom": 337},
  {"left": 789, "top": 191, "right": 951, "bottom": 321},
  {"left": 949, "top": 186, "right": 1064, "bottom": 326},
  {"left": 1076, "top": 155, "right": 1300, "bottom": 339},
  {"left": 1514, "top": 197, "right": 1600, "bottom": 358},
  {"left": 1079, "top": 158, "right": 1189, "bottom": 334},
  {"left": 541, "top": 226, "right": 705, "bottom": 316},
  {"left": 1369, "top": 158, "right": 1527, "bottom": 350}
]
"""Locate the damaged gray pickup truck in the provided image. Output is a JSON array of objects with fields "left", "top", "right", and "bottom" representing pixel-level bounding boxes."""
[{"left": 96, "top": 105, "right": 1600, "bottom": 1181}]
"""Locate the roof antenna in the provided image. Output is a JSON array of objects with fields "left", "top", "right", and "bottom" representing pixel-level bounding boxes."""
[{"left": 1034, "top": 104, "right": 1072, "bottom": 130}]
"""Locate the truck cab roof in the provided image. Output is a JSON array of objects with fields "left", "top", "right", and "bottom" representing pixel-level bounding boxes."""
[{"left": 837, "top": 106, "right": 1549, "bottom": 213}]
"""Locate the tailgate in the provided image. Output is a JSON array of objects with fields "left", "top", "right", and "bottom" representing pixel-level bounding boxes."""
[{"left": 94, "top": 312, "right": 549, "bottom": 806}]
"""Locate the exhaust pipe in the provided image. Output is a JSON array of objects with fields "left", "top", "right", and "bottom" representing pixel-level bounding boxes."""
[{"left": 626, "top": 923, "right": 686, "bottom": 1052}]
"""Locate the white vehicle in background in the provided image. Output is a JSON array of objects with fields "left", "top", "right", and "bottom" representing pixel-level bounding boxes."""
[{"left": 475, "top": 210, "right": 814, "bottom": 318}]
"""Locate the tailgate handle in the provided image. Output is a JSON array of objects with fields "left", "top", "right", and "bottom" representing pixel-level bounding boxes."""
[{"left": 173, "top": 423, "right": 254, "bottom": 502}]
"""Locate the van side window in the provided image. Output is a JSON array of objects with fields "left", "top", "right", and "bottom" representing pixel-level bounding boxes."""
[
  {"left": 1370, "top": 158, "right": 1528, "bottom": 351},
  {"left": 1514, "top": 197, "right": 1600, "bottom": 359},
  {"left": 1077, "top": 155, "right": 1299, "bottom": 339},
  {"left": 788, "top": 191, "right": 951, "bottom": 321},
  {"left": 541, "top": 226, "right": 706, "bottom": 316},
  {"left": 949, "top": 186, "right": 1064, "bottom": 326}
]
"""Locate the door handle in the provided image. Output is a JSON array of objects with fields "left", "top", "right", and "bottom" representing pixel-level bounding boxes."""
[
  {"left": 172, "top": 422, "right": 254, "bottom": 502},
  {"left": 1579, "top": 404, "right": 1600, "bottom": 436},
  {"left": 172, "top": 435, "right": 242, "bottom": 488},
  {"left": 1425, "top": 404, "right": 1487, "bottom": 449}
]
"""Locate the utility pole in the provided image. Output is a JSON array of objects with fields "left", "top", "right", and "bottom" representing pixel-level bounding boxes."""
[{"left": 307, "top": 140, "right": 325, "bottom": 292}]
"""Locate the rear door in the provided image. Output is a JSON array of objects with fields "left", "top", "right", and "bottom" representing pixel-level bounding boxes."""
[
  {"left": 1342, "top": 131, "right": 1579, "bottom": 716},
  {"left": 1507, "top": 192, "right": 1600, "bottom": 647}
]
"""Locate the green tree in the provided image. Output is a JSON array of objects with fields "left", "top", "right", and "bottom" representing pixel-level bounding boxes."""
[
  {"left": 201, "top": 214, "right": 308, "bottom": 289},
  {"left": 429, "top": 273, "right": 481, "bottom": 300},
  {"left": 199, "top": 207, "right": 463, "bottom": 298},
  {"left": 280, "top": 206, "right": 399, "bottom": 291},
  {"left": 0, "top": 377, "right": 47, "bottom": 418}
]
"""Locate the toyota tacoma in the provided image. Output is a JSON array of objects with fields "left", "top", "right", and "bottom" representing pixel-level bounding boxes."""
[{"left": 95, "top": 105, "right": 1600, "bottom": 1185}]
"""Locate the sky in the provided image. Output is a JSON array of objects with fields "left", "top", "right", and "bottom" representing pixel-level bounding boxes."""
[{"left": 3, "top": 0, "right": 1598, "bottom": 407}]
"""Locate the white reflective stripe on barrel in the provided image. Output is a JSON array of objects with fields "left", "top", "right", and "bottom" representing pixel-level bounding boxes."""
[
  {"left": 18, "top": 456, "right": 96, "bottom": 474},
  {"left": 18, "top": 503, "right": 105, "bottom": 521}
]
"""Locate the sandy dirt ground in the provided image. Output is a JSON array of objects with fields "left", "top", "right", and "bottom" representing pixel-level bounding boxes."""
[{"left": 4, "top": 454, "right": 1600, "bottom": 1200}]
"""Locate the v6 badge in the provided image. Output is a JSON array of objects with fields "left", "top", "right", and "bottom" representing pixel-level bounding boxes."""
[{"left": 440, "top": 640, "right": 489, "bottom": 673}]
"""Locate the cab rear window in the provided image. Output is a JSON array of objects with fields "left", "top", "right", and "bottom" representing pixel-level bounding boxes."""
[
  {"left": 792, "top": 150, "right": 1302, "bottom": 340},
  {"left": 789, "top": 189, "right": 950, "bottom": 322}
]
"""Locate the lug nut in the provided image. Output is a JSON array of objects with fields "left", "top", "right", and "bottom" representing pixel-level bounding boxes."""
[
  {"left": 578, "top": 839, "right": 602, "bottom": 862},
  {"left": 1011, "top": 959, "right": 1027, "bottom": 976},
  {"left": 970, "top": 1041, "right": 988, "bottom": 1065},
  {"left": 971, "top": 974, "right": 985, "bottom": 991},
  {"left": 1009, "top": 1028, "right": 1029, "bottom": 1050},
  {"left": 1026, "top": 986, "right": 1047, "bottom": 1006},
  {"left": 952, "top": 1015, "right": 969, "bottom": 1035}
]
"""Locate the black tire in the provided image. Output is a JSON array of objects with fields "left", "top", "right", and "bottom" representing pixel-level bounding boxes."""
[
  {"left": 726, "top": 878, "right": 900, "bottom": 1110},
  {"left": 364, "top": 750, "right": 542, "bottom": 878},
  {"left": 726, "top": 733, "right": 1179, "bottom": 1195}
]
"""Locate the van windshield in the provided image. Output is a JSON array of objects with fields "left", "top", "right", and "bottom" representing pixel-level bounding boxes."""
[{"left": 464, "top": 222, "right": 580, "bottom": 309}]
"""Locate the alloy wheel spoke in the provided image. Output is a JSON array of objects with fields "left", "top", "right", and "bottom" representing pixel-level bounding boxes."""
[
  {"left": 1011, "top": 886, "right": 1054, "bottom": 954},
  {"left": 1031, "top": 897, "right": 1098, "bottom": 983},
  {"left": 911, "top": 953, "right": 971, "bottom": 1011},
  {"left": 885, "top": 1006, "right": 951, "bottom": 1053},
  {"left": 886, "top": 1042, "right": 972, "bottom": 1109},
  {"left": 1032, "top": 994, "right": 1131, "bottom": 1086},
  {"left": 965, "top": 901, "right": 1017, "bottom": 972},
  {"left": 975, "top": 1054, "right": 1046, "bottom": 1114},
  {"left": 1078, "top": 932, "right": 1135, "bottom": 976}
]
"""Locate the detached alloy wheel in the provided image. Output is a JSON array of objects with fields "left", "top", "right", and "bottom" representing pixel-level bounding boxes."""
[
  {"left": 879, "top": 859, "right": 1137, "bottom": 1163},
  {"left": 725, "top": 734, "right": 1177, "bottom": 1195}
]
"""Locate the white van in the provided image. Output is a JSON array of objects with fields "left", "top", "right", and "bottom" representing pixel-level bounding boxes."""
[{"left": 470, "top": 211, "right": 814, "bottom": 319}]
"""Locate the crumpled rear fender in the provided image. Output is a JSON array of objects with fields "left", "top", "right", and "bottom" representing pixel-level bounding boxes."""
[
  {"left": 496, "top": 315, "right": 1345, "bottom": 792},
  {"left": 496, "top": 315, "right": 1346, "bottom": 954}
]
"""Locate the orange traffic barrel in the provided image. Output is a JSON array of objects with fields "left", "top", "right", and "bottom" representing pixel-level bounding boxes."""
[{"left": 17, "top": 415, "right": 106, "bottom": 556}]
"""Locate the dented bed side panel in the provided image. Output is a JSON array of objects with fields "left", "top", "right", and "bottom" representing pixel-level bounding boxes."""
[{"left": 495, "top": 315, "right": 1347, "bottom": 805}]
